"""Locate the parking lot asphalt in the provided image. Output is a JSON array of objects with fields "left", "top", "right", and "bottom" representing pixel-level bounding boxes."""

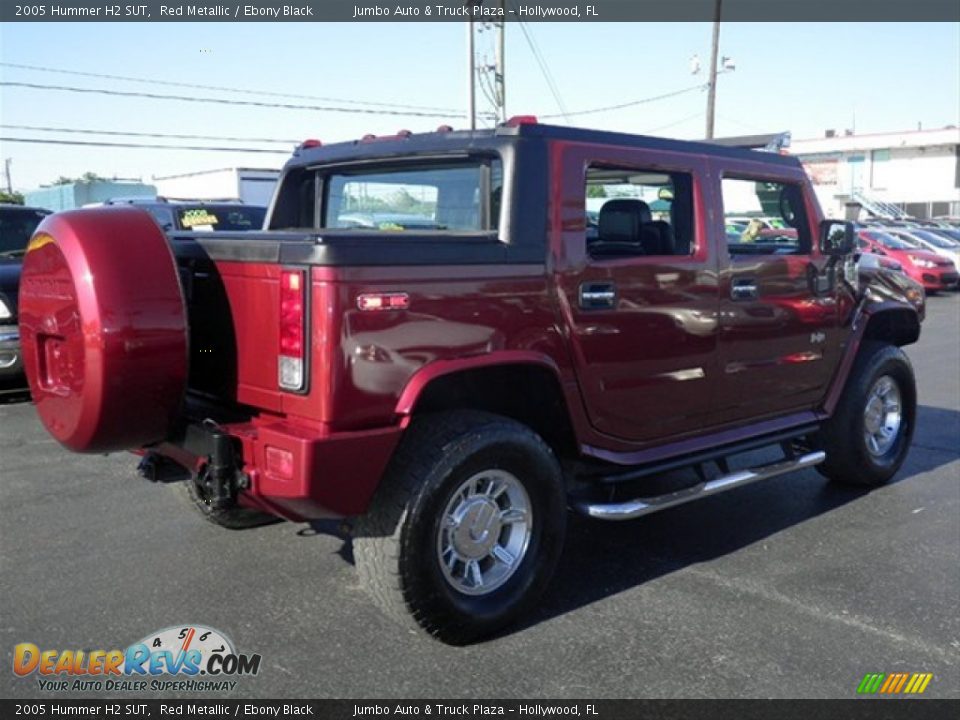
[{"left": 1, "top": 294, "right": 958, "bottom": 700}]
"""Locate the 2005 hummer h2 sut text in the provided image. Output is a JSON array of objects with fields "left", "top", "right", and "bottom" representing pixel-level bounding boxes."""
[{"left": 18, "top": 119, "right": 923, "bottom": 644}]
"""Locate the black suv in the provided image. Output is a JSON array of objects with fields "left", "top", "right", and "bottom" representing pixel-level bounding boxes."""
[{"left": 0, "top": 204, "right": 52, "bottom": 387}]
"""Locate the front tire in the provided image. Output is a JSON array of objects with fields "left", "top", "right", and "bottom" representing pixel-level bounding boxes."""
[
  {"left": 817, "top": 342, "right": 916, "bottom": 487},
  {"left": 353, "top": 411, "right": 567, "bottom": 645}
]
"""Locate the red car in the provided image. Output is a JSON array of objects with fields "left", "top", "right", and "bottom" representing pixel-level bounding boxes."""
[{"left": 857, "top": 229, "right": 958, "bottom": 292}]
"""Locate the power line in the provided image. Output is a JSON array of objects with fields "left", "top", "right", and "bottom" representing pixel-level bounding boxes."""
[
  {"left": 0, "top": 137, "right": 291, "bottom": 154},
  {"left": 0, "top": 61, "right": 462, "bottom": 114},
  {"left": 1, "top": 124, "right": 300, "bottom": 145},
  {"left": 0, "top": 81, "right": 460, "bottom": 119},
  {"left": 510, "top": 9, "right": 569, "bottom": 122},
  {"left": 642, "top": 111, "right": 706, "bottom": 134},
  {"left": 541, "top": 83, "right": 707, "bottom": 119}
]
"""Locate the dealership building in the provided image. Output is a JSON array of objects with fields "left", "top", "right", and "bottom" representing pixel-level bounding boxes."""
[{"left": 788, "top": 127, "right": 960, "bottom": 220}]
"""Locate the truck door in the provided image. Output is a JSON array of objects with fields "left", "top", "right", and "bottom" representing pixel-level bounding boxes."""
[
  {"left": 554, "top": 144, "right": 720, "bottom": 443},
  {"left": 712, "top": 164, "right": 842, "bottom": 425}
]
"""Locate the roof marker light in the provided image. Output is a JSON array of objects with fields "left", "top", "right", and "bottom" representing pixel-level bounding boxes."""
[
  {"left": 505, "top": 115, "right": 538, "bottom": 127},
  {"left": 300, "top": 139, "right": 323, "bottom": 149}
]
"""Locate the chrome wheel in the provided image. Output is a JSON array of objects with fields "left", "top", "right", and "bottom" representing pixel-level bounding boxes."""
[
  {"left": 437, "top": 469, "right": 533, "bottom": 596},
  {"left": 863, "top": 375, "right": 902, "bottom": 457}
]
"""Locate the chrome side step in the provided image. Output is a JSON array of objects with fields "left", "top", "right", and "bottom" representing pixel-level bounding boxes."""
[{"left": 573, "top": 450, "right": 826, "bottom": 521}]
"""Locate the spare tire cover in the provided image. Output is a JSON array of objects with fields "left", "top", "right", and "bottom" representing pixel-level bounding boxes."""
[{"left": 18, "top": 207, "right": 188, "bottom": 453}]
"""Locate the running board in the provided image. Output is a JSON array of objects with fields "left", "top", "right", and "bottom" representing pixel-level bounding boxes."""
[{"left": 573, "top": 450, "right": 826, "bottom": 521}]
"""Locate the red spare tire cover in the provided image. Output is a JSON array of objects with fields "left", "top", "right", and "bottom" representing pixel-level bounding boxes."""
[{"left": 18, "top": 207, "right": 188, "bottom": 453}]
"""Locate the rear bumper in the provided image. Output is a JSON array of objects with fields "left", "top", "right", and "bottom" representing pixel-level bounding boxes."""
[
  {"left": 156, "top": 416, "right": 405, "bottom": 522},
  {"left": 240, "top": 420, "right": 405, "bottom": 521},
  {"left": 0, "top": 325, "right": 24, "bottom": 380}
]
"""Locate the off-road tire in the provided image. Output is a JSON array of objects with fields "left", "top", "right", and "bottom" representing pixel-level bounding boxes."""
[
  {"left": 178, "top": 479, "right": 279, "bottom": 530},
  {"left": 353, "top": 411, "right": 567, "bottom": 645},
  {"left": 816, "top": 341, "right": 916, "bottom": 487}
]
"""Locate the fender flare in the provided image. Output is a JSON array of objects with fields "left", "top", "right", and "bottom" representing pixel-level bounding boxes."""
[
  {"left": 822, "top": 302, "right": 920, "bottom": 416},
  {"left": 394, "top": 350, "right": 567, "bottom": 416}
]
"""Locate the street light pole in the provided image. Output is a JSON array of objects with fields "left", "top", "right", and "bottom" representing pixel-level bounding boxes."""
[
  {"left": 467, "top": 18, "right": 477, "bottom": 130},
  {"left": 705, "top": 0, "right": 722, "bottom": 139},
  {"left": 495, "top": 5, "right": 506, "bottom": 122}
]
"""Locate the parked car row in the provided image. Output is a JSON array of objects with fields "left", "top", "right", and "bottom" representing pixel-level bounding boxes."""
[
  {"left": 0, "top": 198, "right": 267, "bottom": 390},
  {"left": 856, "top": 221, "right": 960, "bottom": 293}
]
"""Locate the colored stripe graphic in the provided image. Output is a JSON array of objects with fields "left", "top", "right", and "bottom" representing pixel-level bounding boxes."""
[
  {"left": 858, "top": 673, "right": 885, "bottom": 694},
  {"left": 858, "top": 672, "right": 933, "bottom": 695}
]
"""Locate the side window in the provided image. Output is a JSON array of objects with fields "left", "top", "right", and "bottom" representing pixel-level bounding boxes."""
[
  {"left": 585, "top": 166, "right": 696, "bottom": 259},
  {"left": 720, "top": 178, "right": 811, "bottom": 255}
]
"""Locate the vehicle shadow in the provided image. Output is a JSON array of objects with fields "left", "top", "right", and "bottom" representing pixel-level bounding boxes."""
[
  {"left": 0, "top": 383, "right": 30, "bottom": 405},
  {"left": 290, "top": 405, "right": 959, "bottom": 638},
  {"left": 910, "top": 404, "right": 960, "bottom": 470},
  {"left": 505, "top": 405, "right": 959, "bottom": 639}
]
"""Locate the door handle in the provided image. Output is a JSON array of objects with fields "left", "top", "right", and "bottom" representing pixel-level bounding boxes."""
[
  {"left": 579, "top": 282, "right": 617, "bottom": 309},
  {"left": 731, "top": 279, "right": 759, "bottom": 301}
]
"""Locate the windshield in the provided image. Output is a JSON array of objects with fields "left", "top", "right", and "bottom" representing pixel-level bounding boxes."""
[
  {"left": 323, "top": 160, "right": 502, "bottom": 232},
  {"left": 176, "top": 206, "right": 266, "bottom": 232},
  {"left": 0, "top": 208, "right": 51, "bottom": 256},
  {"left": 865, "top": 231, "right": 918, "bottom": 250}
]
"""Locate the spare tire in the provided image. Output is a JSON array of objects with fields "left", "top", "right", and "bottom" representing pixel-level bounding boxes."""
[{"left": 18, "top": 207, "right": 188, "bottom": 453}]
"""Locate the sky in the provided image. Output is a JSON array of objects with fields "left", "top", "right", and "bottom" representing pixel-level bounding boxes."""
[{"left": 1, "top": 21, "right": 958, "bottom": 192}]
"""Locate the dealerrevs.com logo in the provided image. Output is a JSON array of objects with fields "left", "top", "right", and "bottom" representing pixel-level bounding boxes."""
[{"left": 13, "top": 624, "right": 261, "bottom": 692}]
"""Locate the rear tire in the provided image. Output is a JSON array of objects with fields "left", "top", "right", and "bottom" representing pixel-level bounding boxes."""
[
  {"left": 353, "top": 411, "right": 567, "bottom": 645},
  {"left": 817, "top": 341, "right": 916, "bottom": 487}
]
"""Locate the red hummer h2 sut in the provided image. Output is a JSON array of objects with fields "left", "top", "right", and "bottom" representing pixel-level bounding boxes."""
[{"left": 18, "top": 119, "right": 923, "bottom": 643}]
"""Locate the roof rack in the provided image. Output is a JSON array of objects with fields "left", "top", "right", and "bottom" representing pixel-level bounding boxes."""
[{"left": 705, "top": 132, "right": 791, "bottom": 152}]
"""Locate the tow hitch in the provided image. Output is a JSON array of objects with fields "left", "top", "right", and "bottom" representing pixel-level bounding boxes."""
[
  {"left": 137, "top": 422, "right": 248, "bottom": 513},
  {"left": 196, "top": 429, "right": 244, "bottom": 512}
]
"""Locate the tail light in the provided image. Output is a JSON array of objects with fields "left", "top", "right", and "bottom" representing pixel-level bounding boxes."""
[{"left": 279, "top": 268, "right": 307, "bottom": 391}]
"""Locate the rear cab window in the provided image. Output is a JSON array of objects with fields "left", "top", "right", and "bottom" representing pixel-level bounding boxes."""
[{"left": 271, "top": 158, "right": 502, "bottom": 233}]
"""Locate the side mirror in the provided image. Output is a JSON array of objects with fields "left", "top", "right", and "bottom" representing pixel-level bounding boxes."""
[{"left": 820, "top": 220, "right": 855, "bottom": 256}]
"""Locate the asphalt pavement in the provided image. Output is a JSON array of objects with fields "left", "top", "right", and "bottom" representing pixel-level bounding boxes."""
[{"left": 2, "top": 294, "right": 958, "bottom": 700}]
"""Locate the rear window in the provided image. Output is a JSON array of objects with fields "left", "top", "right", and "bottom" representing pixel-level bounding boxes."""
[
  {"left": 176, "top": 206, "right": 266, "bottom": 232},
  {"left": 322, "top": 160, "right": 502, "bottom": 232},
  {"left": 0, "top": 208, "right": 51, "bottom": 256}
]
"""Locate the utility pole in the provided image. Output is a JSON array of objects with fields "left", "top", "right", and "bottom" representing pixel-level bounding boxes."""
[
  {"left": 3, "top": 158, "right": 12, "bottom": 194},
  {"left": 705, "top": 0, "right": 722, "bottom": 140},
  {"left": 494, "top": 1, "right": 506, "bottom": 122},
  {"left": 467, "top": 17, "right": 477, "bottom": 130}
]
